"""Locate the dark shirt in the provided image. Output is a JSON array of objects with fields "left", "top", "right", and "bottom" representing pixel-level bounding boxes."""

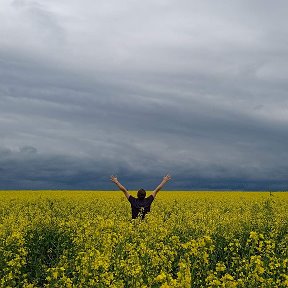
[{"left": 128, "top": 195, "right": 154, "bottom": 219}]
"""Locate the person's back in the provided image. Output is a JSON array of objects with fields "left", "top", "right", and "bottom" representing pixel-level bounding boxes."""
[{"left": 128, "top": 193, "right": 154, "bottom": 219}]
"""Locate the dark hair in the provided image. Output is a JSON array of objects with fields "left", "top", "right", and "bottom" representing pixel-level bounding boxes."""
[{"left": 137, "top": 188, "right": 146, "bottom": 200}]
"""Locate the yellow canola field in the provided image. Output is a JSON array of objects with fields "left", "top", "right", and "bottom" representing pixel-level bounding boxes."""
[{"left": 0, "top": 191, "right": 287, "bottom": 287}]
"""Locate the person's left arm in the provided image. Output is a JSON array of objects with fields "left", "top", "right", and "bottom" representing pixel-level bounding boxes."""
[{"left": 110, "top": 175, "right": 130, "bottom": 199}]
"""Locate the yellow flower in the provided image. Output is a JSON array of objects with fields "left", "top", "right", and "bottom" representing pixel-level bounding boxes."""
[{"left": 155, "top": 272, "right": 166, "bottom": 282}]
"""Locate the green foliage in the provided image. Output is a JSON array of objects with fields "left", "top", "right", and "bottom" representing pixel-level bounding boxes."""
[{"left": 24, "top": 225, "right": 74, "bottom": 286}]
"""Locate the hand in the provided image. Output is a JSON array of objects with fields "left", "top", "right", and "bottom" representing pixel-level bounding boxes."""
[
  {"left": 110, "top": 175, "right": 119, "bottom": 183},
  {"left": 163, "top": 174, "right": 171, "bottom": 183}
]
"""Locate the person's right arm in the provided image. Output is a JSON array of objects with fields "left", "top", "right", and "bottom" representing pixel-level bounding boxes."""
[
  {"left": 110, "top": 175, "right": 130, "bottom": 199},
  {"left": 152, "top": 175, "right": 171, "bottom": 198}
]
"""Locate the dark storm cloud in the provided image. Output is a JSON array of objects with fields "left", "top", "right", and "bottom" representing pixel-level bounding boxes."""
[{"left": 1, "top": 0, "right": 288, "bottom": 190}]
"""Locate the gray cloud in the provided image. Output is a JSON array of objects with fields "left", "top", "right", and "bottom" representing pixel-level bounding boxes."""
[{"left": 0, "top": 0, "right": 288, "bottom": 190}]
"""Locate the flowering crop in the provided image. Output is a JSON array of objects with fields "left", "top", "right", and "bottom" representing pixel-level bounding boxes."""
[{"left": 0, "top": 191, "right": 287, "bottom": 287}]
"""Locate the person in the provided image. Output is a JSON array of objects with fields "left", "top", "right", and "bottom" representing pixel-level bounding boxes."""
[{"left": 110, "top": 174, "right": 171, "bottom": 219}]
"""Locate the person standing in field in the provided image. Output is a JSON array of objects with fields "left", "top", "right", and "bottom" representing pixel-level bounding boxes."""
[{"left": 110, "top": 175, "right": 171, "bottom": 219}]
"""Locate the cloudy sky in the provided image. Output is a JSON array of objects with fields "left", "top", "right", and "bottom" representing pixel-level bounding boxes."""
[{"left": 1, "top": 0, "right": 288, "bottom": 190}]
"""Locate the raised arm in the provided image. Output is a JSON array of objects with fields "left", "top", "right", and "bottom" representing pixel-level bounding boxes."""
[
  {"left": 110, "top": 175, "right": 130, "bottom": 199},
  {"left": 152, "top": 174, "right": 171, "bottom": 198}
]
